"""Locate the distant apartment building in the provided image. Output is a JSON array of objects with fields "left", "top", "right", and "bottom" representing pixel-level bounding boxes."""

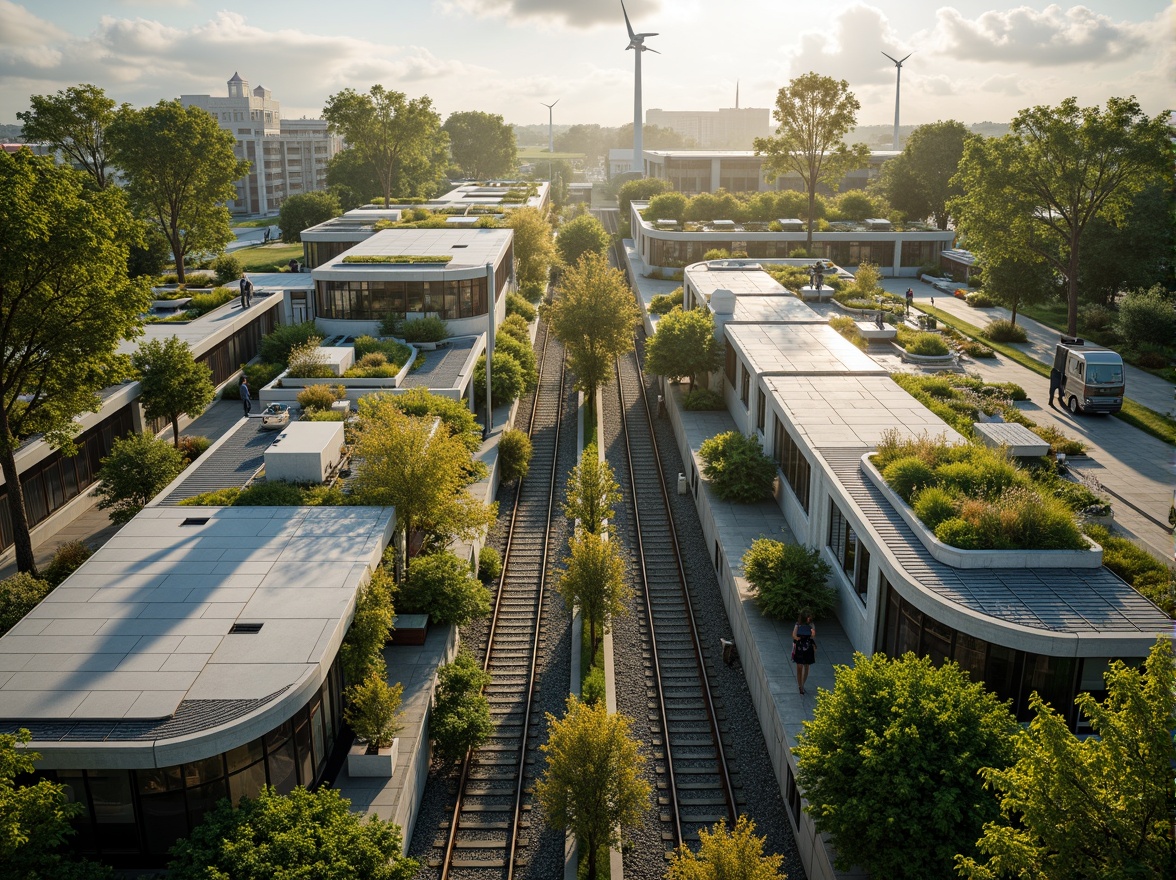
[
  {"left": 181, "top": 73, "right": 342, "bottom": 215},
  {"left": 646, "top": 107, "right": 772, "bottom": 149}
]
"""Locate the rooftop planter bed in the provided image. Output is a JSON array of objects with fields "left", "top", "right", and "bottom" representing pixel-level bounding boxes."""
[{"left": 341, "top": 254, "right": 453, "bottom": 264}]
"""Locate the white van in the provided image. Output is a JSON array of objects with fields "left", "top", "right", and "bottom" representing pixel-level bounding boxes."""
[{"left": 1054, "top": 338, "right": 1125, "bottom": 415}]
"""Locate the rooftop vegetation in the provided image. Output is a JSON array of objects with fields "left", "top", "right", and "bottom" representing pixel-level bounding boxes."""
[{"left": 341, "top": 254, "right": 453, "bottom": 264}]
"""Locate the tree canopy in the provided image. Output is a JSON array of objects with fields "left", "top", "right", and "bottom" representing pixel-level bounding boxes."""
[
  {"left": 556, "top": 530, "right": 629, "bottom": 656},
  {"left": 0, "top": 150, "right": 151, "bottom": 573},
  {"left": 95, "top": 432, "right": 186, "bottom": 525},
  {"left": 617, "top": 177, "right": 672, "bottom": 219},
  {"left": 665, "top": 815, "right": 785, "bottom": 880},
  {"left": 322, "top": 85, "right": 448, "bottom": 204},
  {"left": 508, "top": 206, "right": 557, "bottom": 293},
  {"left": 326, "top": 147, "right": 382, "bottom": 210},
  {"left": 643, "top": 306, "right": 721, "bottom": 390},
  {"left": 278, "top": 191, "right": 341, "bottom": 244},
  {"left": 430, "top": 649, "right": 492, "bottom": 765},
  {"left": 16, "top": 84, "right": 120, "bottom": 190},
  {"left": 132, "top": 337, "right": 214, "bottom": 447},
  {"left": 950, "top": 96, "right": 1171, "bottom": 336},
  {"left": 108, "top": 100, "right": 246, "bottom": 283},
  {"left": 536, "top": 696, "right": 650, "bottom": 880},
  {"left": 754, "top": 72, "right": 870, "bottom": 250},
  {"left": 876, "top": 120, "right": 971, "bottom": 229},
  {"left": 794, "top": 651, "right": 1018, "bottom": 880},
  {"left": 562, "top": 442, "right": 622, "bottom": 536},
  {"left": 168, "top": 785, "right": 417, "bottom": 880},
  {"left": 556, "top": 212, "right": 611, "bottom": 268},
  {"left": 958, "top": 638, "right": 1176, "bottom": 880},
  {"left": 443, "top": 110, "right": 517, "bottom": 178},
  {"left": 547, "top": 251, "right": 639, "bottom": 396}
]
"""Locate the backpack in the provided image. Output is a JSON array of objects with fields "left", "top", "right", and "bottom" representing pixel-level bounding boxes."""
[{"left": 795, "top": 625, "right": 813, "bottom": 655}]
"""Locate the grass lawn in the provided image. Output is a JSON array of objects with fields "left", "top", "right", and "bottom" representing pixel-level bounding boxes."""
[
  {"left": 231, "top": 217, "right": 277, "bottom": 228},
  {"left": 235, "top": 243, "right": 303, "bottom": 272}
]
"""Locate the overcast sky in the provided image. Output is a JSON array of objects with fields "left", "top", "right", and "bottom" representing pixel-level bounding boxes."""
[{"left": 1, "top": 1, "right": 1170, "bottom": 129}]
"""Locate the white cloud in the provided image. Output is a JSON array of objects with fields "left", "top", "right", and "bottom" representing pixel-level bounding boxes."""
[
  {"left": 437, "top": 0, "right": 662, "bottom": 29},
  {"left": 977, "top": 73, "right": 1026, "bottom": 95},
  {"left": 788, "top": 5, "right": 910, "bottom": 86},
  {"left": 0, "top": 1, "right": 68, "bottom": 45}
]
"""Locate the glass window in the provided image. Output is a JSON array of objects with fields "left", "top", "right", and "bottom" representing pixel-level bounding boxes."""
[
  {"left": 228, "top": 760, "right": 268, "bottom": 806},
  {"left": 724, "top": 344, "right": 736, "bottom": 384},
  {"left": 311, "top": 702, "right": 327, "bottom": 774},
  {"left": 226, "top": 738, "right": 265, "bottom": 774},
  {"left": 58, "top": 769, "right": 95, "bottom": 850},
  {"left": 1020, "top": 655, "right": 1075, "bottom": 724},
  {"left": 87, "top": 770, "right": 139, "bottom": 852},
  {"left": 136, "top": 766, "right": 182, "bottom": 794},
  {"left": 184, "top": 755, "right": 224, "bottom": 788},
  {"left": 921, "top": 616, "right": 953, "bottom": 665},
  {"left": 294, "top": 708, "right": 313, "bottom": 785},
  {"left": 773, "top": 417, "right": 811, "bottom": 513},
  {"left": 266, "top": 737, "right": 298, "bottom": 794},
  {"left": 756, "top": 388, "right": 765, "bottom": 433},
  {"left": 896, "top": 600, "right": 922, "bottom": 655},
  {"left": 740, "top": 365, "right": 750, "bottom": 408},
  {"left": 139, "top": 790, "right": 187, "bottom": 855},
  {"left": 185, "top": 779, "right": 228, "bottom": 830},
  {"left": 854, "top": 545, "right": 870, "bottom": 602},
  {"left": 952, "top": 633, "right": 987, "bottom": 682}
]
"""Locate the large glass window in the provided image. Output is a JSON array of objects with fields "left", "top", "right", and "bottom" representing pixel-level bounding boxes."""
[
  {"left": 772, "top": 417, "right": 811, "bottom": 513},
  {"left": 828, "top": 499, "right": 869, "bottom": 602},
  {"left": 740, "top": 365, "right": 750, "bottom": 408},
  {"left": 315, "top": 275, "right": 490, "bottom": 321}
]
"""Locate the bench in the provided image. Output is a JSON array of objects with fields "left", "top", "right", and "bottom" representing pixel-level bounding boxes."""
[{"left": 855, "top": 321, "right": 897, "bottom": 342}]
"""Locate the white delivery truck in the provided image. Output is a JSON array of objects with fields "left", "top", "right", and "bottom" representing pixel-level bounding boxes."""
[{"left": 1054, "top": 337, "right": 1125, "bottom": 415}]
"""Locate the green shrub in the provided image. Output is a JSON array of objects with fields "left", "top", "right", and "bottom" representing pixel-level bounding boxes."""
[
  {"left": 400, "top": 550, "right": 491, "bottom": 626},
  {"left": 933, "top": 457, "right": 1018, "bottom": 499},
  {"left": 1132, "top": 570, "right": 1175, "bottom": 617},
  {"left": 649, "top": 287, "right": 684, "bottom": 315},
  {"left": 477, "top": 546, "right": 502, "bottom": 583},
  {"left": 912, "top": 486, "right": 958, "bottom": 530},
  {"left": 95, "top": 432, "right": 186, "bottom": 524},
  {"left": 882, "top": 456, "right": 936, "bottom": 500},
  {"left": 430, "top": 650, "right": 492, "bottom": 765},
  {"left": 965, "top": 292, "right": 995, "bottom": 308},
  {"left": 176, "top": 434, "right": 211, "bottom": 464},
  {"left": 186, "top": 287, "right": 237, "bottom": 315},
  {"left": 506, "top": 293, "right": 536, "bottom": 322},
  {"left": 474, "top": 351, "right": 525, "bottom": 409},
  {"left": 260, "top": 321, "right": 321, "bottom": 365},
  {"left": 520, "top": 281, "right": 546, "bottom": 303},
  {"left": 702, "top": 248, "right": 731, "bottom": 261},
  {"left": 391, "top": 315, "right": 448, "bottom": 342},
  {"left": 742, "top": 538, "right": 836, "bottom": 621},
  {"left": 983, "top": 319, "right": 1028, "bottom": 343},
  {"left": 828, "top": 315, "right": 864, "bottom": 349},
  {"left": 297, "top": 384, "right": 341, "bottom": 412},
  {"left": 178, "top": 487, "right": 242, "bottom": 506},
  {"left": 0, "top": 572, "right": 53, "bottom": 636},
  {"left": 286, "top": 339, "right": 332, "bottom": 379},
  {"left": 211, "top": 253, "right": 243, "bottom": 284},
  {"left": 353, "top": 335, "right": 385, "bottom": 360},
  {"left": 498, "top": 428, "right": 532, "bottom": 484},
  {"left": 385, "top": 387, "right": 483, "bottom": 453},
  {"left": 345, "top": 673, "right": 403, "bottom": 750},
  {"left": 582, "top": 665, "right": 606, "bottom": 707},
  {"left": 682, "top": 388, "right": 725, "bottom": 411},
  {"left": 234, "top": 481, "right": 306, "bottom": 506},
  {"left": 935, "top": 517, "right": 983, "bottom": 549},
  {"left": 1087, "top": 524, "right": 1170, "bottom": 589},
  {"left": 222, "top": 362, "right": 284, "bottom": 399},
  {"left": 905, "top": 332, "right": 950, "bottom": 356},
  {"left": 498, "top": 314, "right": 531, "bottom": 346},
  {"left": 357, "top": 352, "right": 389, "bottom": 369},
  {"left": 339, "top": 569, "right": 393, "bottom": 685},
  {"left": 41, "top": 541, "right": 93, "bottom": 588},
  {"left": 1116, "top": 285, "right": 1176, "bottom": 349},
  {"left": 1079, "top": 304, "right": 1116, "bottom": 332},
  {"left": 960, "top": 340, "right": 996, "bottom": 358},
  {"left": 493, "top": 332, "right": 538, "bottom": 391},
  {"left": 698, "top": 431, "right": 776, "bottom": 503}
]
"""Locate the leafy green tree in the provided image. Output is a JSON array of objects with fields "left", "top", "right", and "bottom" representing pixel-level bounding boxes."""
[
  {"left": 474, "top": 349, "right": 526, "bottom": 409},
  {"left": 17, "top": 84, "right": 121, "bottom": 189},
  {"left": 556, "top": 530, "right": 629, "bottom": 657},
  {"left": 126, "top": 225, "right": 172, "bottom": 278},
  {"left": 322, "top": 85, "right": 448, "bottom": 204},
  {"left": 795, "top": 652, "right": 1018, "bottom": 880},
  {"left": 132, "top": 337, "right": 214, "bottom": 448},
  {"left": 508, "top": 206, "right": 557, "bottom": 291},
  {"left": 950, "top": 97, "right": 1171, "bottom": 336},
  {"left": 754, "top": 72, "right": 870, "bottom": 251},
  {"left": 430, "top": 649, "right": 492, "bottom": 765},
  {"left": 443, "top": 110, "right": 517, "bottom": 178},
  {"left": 0, "top": 573, "right": 52, "bottom": 636},
  {"left": 327, "top": 147, "right": 382, "bottom": 208},
  {"left": 1116, "top": 284, "right": 1176, "bottom": 349},
  {"left": 554, "top": 123, "right": 613, "bottom": 166},
  {"left": 168, "top": 785, "right": 417, "bottom": 880},
  {"left": 959, "top": 638, "right": 1176, "bottom": 880},
  {"left": 556, "top": 212, "right": 611, "bottom": 267},
  {"left": 562, "top": 442, "right": 622, "bottom": 535},
  {"left": 742, "top": 538, "right": 836, "bottom": 621},
  {"left": 497, "top": 428, "right": 532, "bottom": 484},
  {"left": 399, "top": 549, "right": 490, "bottom": 626},
  {"left": 644, "top": 306, "right": 721, "bottom": 390},
  {"left": 978, "top": 253, "right": 1057, "bottom": 326},
  {"left": 95, "top": 432, "right": 186, "bottom": 525},
  {"left": 0, "top": 150, "right": 151, "bottom": 574},
  {"left": 108, "top": 100, "right": 247, "bottom": 284},
  {"left": 536, "top": 696, "right": 651, "bottom": 880},
  {"left": 643, "top": 191, "right": 688, "bottom": 223},
  {"left": 698, "top": 432, "right": 776, "bottom": 503},
  {"left": 876, "top": 120, "right": 972, "bottom": 228},
  {"left": 617, "top": 176, "right": 672, "bottom": 218},
  {"left": 547, "top": 251, "right": 639, "bottom": 396},
  {"left": 1077, "top": 182, "right": 1174, "bottom": 306},
  {"left": 340, "top": 568, "right": 394, "bottom": 685},
  {"left": 665, "top": 815, "right": 785, "bottom": 879},
  {"left": 278, "top": 191, "right": 341, "bottom": 244},
  {"left": 385, "top": 387, "right": 482, "bottom": 453},
  {"left": 612, "top": 122, "right": 696, "bottom": 152}
]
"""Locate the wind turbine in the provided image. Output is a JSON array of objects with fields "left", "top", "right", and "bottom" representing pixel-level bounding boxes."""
[
  {"left": 622, "top": 0, "right": 658, "bottom": 176},
  {"left": 882, "top": 51, "right": 911, "bottom": 150},
  {"left": 540, "top": 99, "right": 559, "bottom": 155}
]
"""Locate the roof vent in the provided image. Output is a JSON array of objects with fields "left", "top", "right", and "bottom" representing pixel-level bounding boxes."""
[
  {"left": 229, "top": 622, "right": 264, "bottom": 634},
  {"left": 181, "top": 517, "right": 209, "bottom": 526}
]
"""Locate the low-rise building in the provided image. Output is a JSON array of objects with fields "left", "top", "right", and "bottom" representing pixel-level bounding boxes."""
[{"left": 641, "top": 149, "right": 898, "bottom": 194}]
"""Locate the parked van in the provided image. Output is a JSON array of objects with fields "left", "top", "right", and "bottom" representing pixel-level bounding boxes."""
[{"left": 1054, "top": 337, "right": 1125, "bottom": 415}]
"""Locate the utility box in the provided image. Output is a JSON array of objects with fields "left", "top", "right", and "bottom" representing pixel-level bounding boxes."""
[
  {"left": 678, "top": 473, "right": 688, "bottom": 495},
  {"left": 264, "top": 422, "right": 346, "bottom": 484}
]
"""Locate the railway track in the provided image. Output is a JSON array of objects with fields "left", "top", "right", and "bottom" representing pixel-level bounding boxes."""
[{"left": 434, "top": 319, "right": 568, "bottom": 880}]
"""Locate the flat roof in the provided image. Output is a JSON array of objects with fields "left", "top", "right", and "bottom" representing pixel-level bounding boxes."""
[
  {"left": 0, "top": 506, "right": 393, "bottom": 724},
  {"left": 727, "top": 323, "right": 885, "bottom": 377},
  {"left": 320, "top": 228, "right": 512, "bottom": 271}
]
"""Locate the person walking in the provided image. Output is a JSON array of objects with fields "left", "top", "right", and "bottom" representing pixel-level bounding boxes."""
[
  {"left": 240, "top": 377, "right": 252, "bottom": 416},
  {"left": 905, "top": 287, "right": 914, "bottom": 317},
  {"left": 239, "top": 273, "right": 253, "bottom": 309},
  {"left": 792, "top": 610, "right": 816, "bottom": 694},
  {"left": 1048, "top": 366, "right": 1062, "bottom": 407}
]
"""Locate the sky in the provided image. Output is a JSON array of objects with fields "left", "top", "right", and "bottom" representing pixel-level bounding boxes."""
[{"left": 0, "top": 0, "right": 1171, "bottom": 129}]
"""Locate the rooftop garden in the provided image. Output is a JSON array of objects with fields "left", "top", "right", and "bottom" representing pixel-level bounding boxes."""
[
  {"left": 341, "top": 254, "right": 453, "bottom": 264},
  {"left": 373, "top": 211, "right": 505, "bottom": 230}
]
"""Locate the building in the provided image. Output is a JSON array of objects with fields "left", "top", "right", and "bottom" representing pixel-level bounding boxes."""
[
  {"left": 646, "top": 107, "right": 771, "bottom": 149},
  {"left": 181, "top": 74, "right": 342, "bottom": 215},
  {"left": 641, "top": 149, "right": 899, "bottom": 194},
  {"left": 630, "top": 200, "right": 953, "bottom": 277}
]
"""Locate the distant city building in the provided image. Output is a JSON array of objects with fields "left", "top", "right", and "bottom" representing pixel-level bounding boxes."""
[
  {"left": 181, "top": 73, "right": 342, "bottom": 215},
  {"left": 646, "top": 106, "right": 771, "bottom": 149},
  {"left": 641, "top": 149, "right": 899, "bottom": 195}
]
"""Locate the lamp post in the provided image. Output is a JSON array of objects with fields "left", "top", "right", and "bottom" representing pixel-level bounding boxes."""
[{"left": 484, "top": 262, "right": 495, "bottom": 439}]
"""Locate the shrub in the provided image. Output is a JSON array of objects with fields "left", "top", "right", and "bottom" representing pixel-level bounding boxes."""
[
  {"left": 353, "top": 335, "right": 385, "bottom": 360},
  {"left": 498, "top": 428, "right": 532, "bottom": 484},
  {"left": 474, "top": 351, "right": 525, "bottom": 409},
  {"left": 211, "top": 253, "right": 243, "bottom": 284},
  {"left": 698, "top": 431, "right": 776, "bottom": 503},
  {"left": 828, "top": 315, "right": 864, "bottom": 349},
  {"left": 1134, "top": 348, "right": 1172, "bottom": 369},
  {"left": 912, "top": 486, "right": 958, "bottom": 530},
  {"left": 960, "top": 340, "right": 996, "bottom": 358},
  {"left": 431, "top": 650, "right": 492, "bottom": 765},
  {"left": 176, "top": 434, "right": 211, "bottom": 464},
  {"left": 1133, "top": 570, "right": 1176, "bottom": 617},
  {"left": 882, "top": 457, "right": 936, "bottom": 500},
  {"left": 41, "top": 540, "right": 94, "bottom": 587},
  {"left": 935, "top": 516, "right": 983, "bottom": 549},
  {"left": 0, "top": 572, "right": 53, "bottom": 636},
  {"left": 520, "top": 281, "right": 546, "bottom": 303},
  {"left": 682, "top": 388, "right": 725, "bottom": 411},
  {"left": 186, "top": 287, "right": 237, "bottom": 315},
  {"left": 178, "top": 487, "right": 242, "bottom": 506},
  {"left": 742, "top": 539, "right": 836, "bottom": 621},
  {"left": 1027, "top": 424, "right": 1086, "bottom": 456},
  {"left": 498, "top": 314, "right": 531, "bottom": 346},
  {"left": 339, "top": 571, "right": 393, "bottom": 685},
  {"left": 1079, "top": 303, "right": 1116, "bottom": 332},
  {"left": 506, "top": 293, "right": 536, "bottom": 322},
  {"left": 1087, "top": 525, "right": 1171, "bottom": 595},
  {"left": 493, "top": 332, "right": 538, "bottom": 391},
  {"left": 400, "top": 550, "right": 491, "bottom": 626},
  {"left": 286, "top": 339, "right": 332, "bottom": 379},
  {"left": 582, "top": 665, "right": 606, "bottom": 707},
  {"left": 905, "top": 332, "right": 950, "bottom": 356},
  {"left": 477, "top": 546, "right": 502, "bottom": 583},
  {"left": 934, "top": 457, "right": 1018, "bottom": 499},
  {"left": 259, "top": 321, "right": 321, "bottom": 365},
  {"left": 234, "top": 481, "right": 306, "bottom": 506},
  {"left": 965, "top": 292, "right": 995, "bottom": 308},
  {"left": 385, "top": 387, "right": 483, "bottom": 453},
  {"left": 649, "top": 287, "right": 684, "bottom": 315},
  {"left": 96, "top": 432, "right": 186, "bottom": 524},
  {"left": 392, "top": 315, "right": 448, "bottom": 343},
  {"left": 297, "top": 384, "right": 341, "bottom": 412},
  {"left": 345, "top": 673, "right": 403, "bottom": 750},
  {"left": 1116, "top": 285, "right": 1176, "bottom": 349},
  {"left": 983, "top": 319, "right": 1028, "bottom": 343},
  {"left": 357, "top": 352, "right": 389, "bottom": 369},
  {"left": 702, "top": 248, "right": 731, "bottom": 261}
]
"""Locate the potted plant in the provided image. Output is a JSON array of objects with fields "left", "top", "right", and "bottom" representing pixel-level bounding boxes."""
[{"left": 345, "top": 672, "right": 404, "bottom": 777}]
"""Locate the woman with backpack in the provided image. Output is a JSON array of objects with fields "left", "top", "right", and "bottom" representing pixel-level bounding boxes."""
[{"left": 792, "top": 610, "right": 816, "bottom": 694}]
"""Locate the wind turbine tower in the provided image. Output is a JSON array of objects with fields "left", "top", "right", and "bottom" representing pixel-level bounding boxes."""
[
  {"left": 541, "top": 100, "right": 559, "bottom": 154},
  {"left": 621, "top": 0, "right": 659, "bottom": 176},
  {"left": 882, "top": 51, "right": 911, "bottom": 150}
]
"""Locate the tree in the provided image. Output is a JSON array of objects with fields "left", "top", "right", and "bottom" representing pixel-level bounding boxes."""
[
  {"left": 1077, "top": 182, "right": 1174, "bottom": 306},
  {"left": 978, "top": 253, "right": 1056, "bottom": 326},
  {"left": 131, "top": 337, "right": 214, "bottom": 448},
  {"left": 665, "top": 815, "right": 785, "bottom": 880},
  {"left": 443, "top": 110, "right": 517, "bottom": 178},
  {"left": 0, "top": 150, "right": 152, "bottom": 574},
  {"left": 1116, "top": 285, "right": 1176, "bottom": 349},
  {"left": 876, "top": 120, "right": 971, "bottom": 228},
  {"left": 555, "top": 124, "right": 612, "bottom": 166},
  {"left": 17, "top": 84, "right": 120, "bottom": 189},
  {"left": 644, "top": 306, "right": 721, "bottom": 390},
  {"left": 698, "top": 432, "right": 776, "bottom": 503},
  {"left": 168, "top": 785, "right": 417, "bottom": 880},
  {"left": 562, "top": 442, "right": 622, "bottom": 535},
  {"left": 556, "top": 531, "right": 629, "bottom": 657},
  {"left": 399, "top": 549, "right": 491, "bottom": 626},
  {"left": 754, "top": 73, "right": 870, "bottom": 251},
  {"left": 556, "top": 212, "right": 611, "bottom": 267},
  {"left": 278, "top": 191, "right": 341, "bottom": 244},
  {"left": 322, "top": 85, "right": 448, "bottom": 204},
  {"left": 547, "top": 251, "right": 639, "bottom": 396},
  {"left": 536, "top": 696, "right": 650, "bottom": 880},
  {"left": 108, "top": 100, "right": 246, "bottom": 284},
  {"left": 340, "top": 568, "right": 394, "bottom": 684},
  {"left": 345, "top": 673, "right": 403, "bottom": 751},
  {"left": 617, "top": 177, "right": 672, "bottom": 219},
  {"left": 795, "top": 652, "right": 1018, "bottom": 880},
  {"left": 474, "top": 350, "right": 526, "bottom": 409},
  {"left": 950, "top": 97, "right": 1171, "bottom": 336},
  {"left": 327, "top": 147, "right": 382, "bottom": 209},
  {"left": 497, "top": 428, "right": 532, "bottom": 484},
  {"left": 742, "top": 538, "right": 836, "bottom": 621},
  {"left": 351, "top": 397, "right": 495, "bottom": 570},
  {"left": 960, "top": 638, "right": 1175, "bottom": 880},
  {"left": 430, "top": 649, "right": 492, "bottom": 765},
  {"left": 95, "top": 432, "right": 186, "bottom": 525},
  {"left": 612, "top": 123, "right": 696, "bottom": 152},
  {"left": 508, "top": 206, "right": 557, "bottom": 292}
]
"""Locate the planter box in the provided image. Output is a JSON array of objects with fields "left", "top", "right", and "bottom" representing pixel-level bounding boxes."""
[
  {"left": 391, "top": 613, "right": 428, "bottom": 645},
  {"left": 347, "top": 738, "right": 398, "bottom": 777},
  {"left": 152, "top": 297, "right": 192, "bottom": 311}
]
